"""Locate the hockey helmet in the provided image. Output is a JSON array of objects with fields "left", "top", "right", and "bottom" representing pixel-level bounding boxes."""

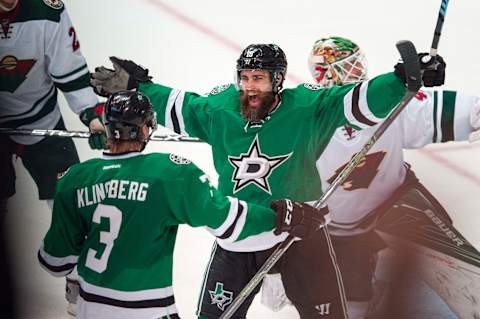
[
  {"left": 103, "top": 90, "right": 157, "bottom": 141},
  {"left": 236, "top": 44, "right": 287, "bottom": 92},
  {"left": 308, "top": 36, "right": 367, "bottom": 87}
]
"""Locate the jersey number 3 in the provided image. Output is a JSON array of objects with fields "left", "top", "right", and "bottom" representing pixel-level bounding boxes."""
[{"left": 85, "top": 204, "right": 122, "bottom": 273}]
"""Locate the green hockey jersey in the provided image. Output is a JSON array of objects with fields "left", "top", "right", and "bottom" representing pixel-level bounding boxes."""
[
  {"left": 139, "top": 72, "right": 406, "bottom": 252},
  {"left": 38, "top": 151, "right": 276, "bottom": 318}
]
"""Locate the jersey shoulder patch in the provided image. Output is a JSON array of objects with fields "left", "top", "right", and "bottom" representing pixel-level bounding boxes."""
[
  {"left": 42, "top": 0, "right": 64, "bottom": 10},
  {"left": 169, "top": 154, "right": 191, "bottom": 165},
  {"left": 303, "top": 83, "right": 322, "bottom": 91},
  {"left": 209, "top": 84, "right": 232, "bottom": 96}
]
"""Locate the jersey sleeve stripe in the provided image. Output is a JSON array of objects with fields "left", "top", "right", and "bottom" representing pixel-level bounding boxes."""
[
  {"left": 432, "top": 91, "right": 439, "bottom": 142},
  {"left": 344, "top": 82, "right": 381, "bottom": 129},
  {"left": 165, "top": 89, "right": 187, "bottom": 134},
  {"left": 440, "top": 91, "right": 456, "bottom": 142},
  {"left": 222, "top": 200, "right": 248, "bottom": 243},
  {"left": 37, "top": 249, "right": 77, "bottom": 277},
  {"left": 54, "top": 73, "right": 90, "bottom": 92},
  {"left": 50, "top": 64, "right": 88, "bottom": 81},
  {"left": 217, "top": 198, "right": 244, "bottom": 240},
  {"left": 206, "top": 196, "right": 239, "bottom": 237}
]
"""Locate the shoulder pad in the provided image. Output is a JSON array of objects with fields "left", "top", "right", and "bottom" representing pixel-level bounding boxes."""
[
  {"left": 42, "top": 0, "right": 64, "bottom": 10},
  {"left": 169, "top": 154, "right": 191, "bottom": 165},
  {"left": 209, "top": 84, "right": 232, "bottom": 96},
  {"left": 303, "top": 83, "right": 323, "bottom": 91}
]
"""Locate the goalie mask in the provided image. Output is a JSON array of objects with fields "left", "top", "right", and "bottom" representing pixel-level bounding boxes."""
[
  {"left": 236, "top": 44, "right": 288, "bottom": 93},
  {"left": 308, "top": 36, "right": 368, "bottom": 87},
  {"left": 103, "top": 90, "right": 157, "bottom": 142}
]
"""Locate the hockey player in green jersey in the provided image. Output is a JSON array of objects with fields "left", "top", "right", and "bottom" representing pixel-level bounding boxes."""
[
  {"left": 38, "top": 90, "right": 324, "bottom": 319},
  {"left": 90, "top": 43, "right": 446, "bottom": 318}
]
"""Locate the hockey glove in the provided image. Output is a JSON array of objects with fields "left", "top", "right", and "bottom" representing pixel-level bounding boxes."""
[
  {"left": 79, "top": 103, "right": 107, "bottom": 150},
  {"left": 90, "top": 56, "right": 152, "bottom": 97},
  {"left": 271, "top": 199, "right": 327, "bottom": 239},
  {"left": 394, "top": 53, "right": 446, "bottom": 87}
]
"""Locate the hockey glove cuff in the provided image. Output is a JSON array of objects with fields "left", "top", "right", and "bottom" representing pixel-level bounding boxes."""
[
  {"left": 394, "top": 52, "right": 446, "bottom": 87},
  {"left": 79, "top": 103, "right": 107, "bottom": 150},
  {"left": 271, "top": 199, "right": 327, "bottom": 239},
  {"left": 90, "top": 57, "right": 152, "bottom": 97}
]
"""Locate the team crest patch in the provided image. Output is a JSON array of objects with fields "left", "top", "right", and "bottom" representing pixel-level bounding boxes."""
[
  {"left": 303, "top": 83, "right": 322, "bottom": 91},
  {"left": 42, "top": 0, "right": 64, "bottom": 9},
  {"left": 209, "top": 282, "right": 233, "bottom": 311},
  {"left": 228, "top": 134, "right": 292, "bottom": 194},
  {"left": 169, "top": 154, "right": 191, "bottom": 165},
  {"left": 210, "top": 84, "right": 231, "bottom": 95}
]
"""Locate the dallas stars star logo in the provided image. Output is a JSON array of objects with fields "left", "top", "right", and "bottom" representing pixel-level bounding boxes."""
[{"left": 228, "top": 135, "right": 292, "bottom": 194}]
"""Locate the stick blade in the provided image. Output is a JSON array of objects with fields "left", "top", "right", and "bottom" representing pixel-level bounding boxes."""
[{"left": 396, "top": 40, "right": 422, "bottom": 92}]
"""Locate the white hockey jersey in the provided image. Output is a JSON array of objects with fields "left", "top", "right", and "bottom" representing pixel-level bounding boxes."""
[
  {"left": 318, "top": 90, "right": 479, "bottom": 235},
  {"left": 0, "top": 0, "right": 98, "bottom": 144}
]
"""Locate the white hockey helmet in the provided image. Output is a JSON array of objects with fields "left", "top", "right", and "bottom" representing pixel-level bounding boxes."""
[{"left": 308, "top": 36, "right": 368, "bottom": 87}]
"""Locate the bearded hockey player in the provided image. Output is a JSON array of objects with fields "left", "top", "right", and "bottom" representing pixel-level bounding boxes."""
[
  {"left": 37, "top": 90, "right": 323, "bottom": 319},
  {"left": 90, "top": 43, "right": 445, "bottom": 318}
]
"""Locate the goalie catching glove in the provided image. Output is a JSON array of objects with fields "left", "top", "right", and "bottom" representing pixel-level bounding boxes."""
[
  {"left": 271, "top": 199, "right": 328, "bottom": 239},
  {"left": 90, "top": 57, "right": 152, "bottom": 97},
  {"left": 394, "top": 52, "right": 446, "bottom": 87}
]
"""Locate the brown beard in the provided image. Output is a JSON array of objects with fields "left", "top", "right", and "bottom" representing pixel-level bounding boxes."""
[{"left": 240, "top": 91, "right": 276, "bottom": 121}]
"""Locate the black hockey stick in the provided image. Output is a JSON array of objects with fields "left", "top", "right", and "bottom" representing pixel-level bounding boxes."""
[
  {"left": 218, "top": 40, "right": 422, "bottom": 319},
  {"left": 430, "top": 0, "right": 449, "bottom": 57},
  {"left": 0, "top": 128, "right": 204, "bottom": 143}
]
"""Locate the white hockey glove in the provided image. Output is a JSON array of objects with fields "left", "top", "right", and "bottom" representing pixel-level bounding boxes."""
[
  {"left": 90, "top": 57, "right": 151, "bottom": 97},
  {"left": 271, "top": 199, "right": 327, "bottom": 239}
]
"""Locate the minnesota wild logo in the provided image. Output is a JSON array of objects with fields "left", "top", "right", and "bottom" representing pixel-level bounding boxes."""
[
  {"left": 208, "top": 282, "right": 233, "bottom": 311},
  {"left": 328, "top": 151, "right": 386, "bottom": 190},
  {"left": 0, "top": 55, "right": 36, "bottom": 93}
]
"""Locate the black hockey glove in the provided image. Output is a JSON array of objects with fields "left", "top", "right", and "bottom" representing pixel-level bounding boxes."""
[
  {"left": 394, "top": 52, "right": 446, "bottom": 87},
  {"left": 90, "top": 57, "right": 152, "bottom": 97},
  {"left": 271, "top": 199, "right": 327, "bottom": 239},
  {"left": 79, "top": 102, "right": 107, "bottom": 150}
]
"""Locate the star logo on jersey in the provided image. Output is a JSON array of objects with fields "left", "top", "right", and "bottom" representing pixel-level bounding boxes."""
[
  {"left": 228, "top": 135, "right": 292, "bottom": 194},
  {"left": 209, "top": 282, "right": 233, "bottom": 311},
  {"left": 0, "top": 55, "right": 36, "bottom": 93},
  {"left": 328, "top": 151, "right": 386, "bottom": 191}
]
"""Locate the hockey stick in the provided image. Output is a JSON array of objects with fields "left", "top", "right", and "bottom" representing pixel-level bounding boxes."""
[
  {"left": 0, "top": 128, "right": 204, "bottom": 143},
  {"left": 218, "top": 40, "right": 422, "bottom": 319},
  {"left": 429, "top": 0, "right": 449, "bottom": 57}
]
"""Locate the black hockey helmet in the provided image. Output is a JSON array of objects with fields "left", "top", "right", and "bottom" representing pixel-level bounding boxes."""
[
  {"left": 236, "top": 44, "right": 288, "bottom": 92},
  {"left": 103, "top": 90, "right": 157, "bottom": 141}
]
